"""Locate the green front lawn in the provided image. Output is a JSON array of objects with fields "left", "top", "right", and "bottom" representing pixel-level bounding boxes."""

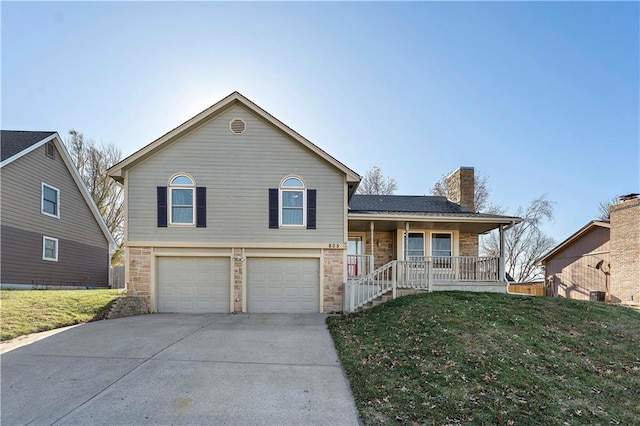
[
  {"left": 328, "top": 292, "right": 640, "bottom": 425},
  {"left": 0, "top": 289, "right": 123, "bottom": 341}
]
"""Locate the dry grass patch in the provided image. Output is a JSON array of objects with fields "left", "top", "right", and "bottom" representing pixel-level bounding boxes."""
[{"left": 1, "top": 289, "right": 123, "bottom": 341}]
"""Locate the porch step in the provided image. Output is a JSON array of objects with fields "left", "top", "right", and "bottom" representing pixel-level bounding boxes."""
[{"left": 356, "top": 292, "right": 415, "bottom": 312}]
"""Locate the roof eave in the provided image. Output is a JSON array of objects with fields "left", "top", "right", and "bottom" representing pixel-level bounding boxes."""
[
  {"left": 348, "top": 212, "right": 523, "bottom": 224},
  {"left": 538, "top": 220, "right": 610, "bottom": 264},
  {"left": 0, "top": 132, "right": 57, "bottom": 168}
]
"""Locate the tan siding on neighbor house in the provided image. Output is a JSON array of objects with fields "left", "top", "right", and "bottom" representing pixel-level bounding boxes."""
[
  {"left": 544, "top": 226, "right": 610, "bottom": 301},
  {"left": 0, "top": 144, "right": 107, "bottom": 248},
  {"left": 126, "top": 104, "right": 345, "bottom": 244}
]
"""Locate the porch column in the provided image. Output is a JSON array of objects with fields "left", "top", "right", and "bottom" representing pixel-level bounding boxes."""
[
  {"left": 404, "top": 222, "right": 409, "bottom": 261},
  {"left": 370, "top": 221, "right": 375, "bottom": 273},
  {"left": 499, "top": 225, "right": 506, "bottom": 281}
]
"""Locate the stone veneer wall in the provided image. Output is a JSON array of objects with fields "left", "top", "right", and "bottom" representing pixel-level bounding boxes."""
[
  {"left": 233, "top": 248, "right": 243, "bottom": 312},
  {"left": 610, "top": 198, "right": 640, "bottom": 302},
  {"left": 459, "top": 233, "right": 479, "bottom": 257},
  {"left": 363, "top": 232, "right": 395, "bottom": 269},
  {"left": 323, "top": 249, "right": 344, "bottom": 313},
  {"left": 127, "top": 247, "right": 152, "bottom": 298}
]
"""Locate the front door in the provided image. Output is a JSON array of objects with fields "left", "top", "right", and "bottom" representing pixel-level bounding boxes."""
[{"left": 347, "top": 237, "right": 364, "bottom": 277}]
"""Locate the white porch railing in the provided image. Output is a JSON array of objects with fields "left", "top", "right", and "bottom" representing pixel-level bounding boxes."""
[
  {"left": 347, "top": 254, "right": 374, "bottom": 279},
  {"left": 346, "top": 256, "right": 502, "bottom": 312}
]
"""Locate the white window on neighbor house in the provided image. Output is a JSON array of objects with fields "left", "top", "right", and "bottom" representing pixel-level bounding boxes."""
[
  {"left": 42, "top": 236, "right": 58, "bottom": 261},
  {"left": 279, "top": 176, "right": 306, "bottom": 226},
  {"left": 41, "top": 183, "right": 60, "bottom": 218},
  {"left": 169, "top": 173, "right": 195, "bottom": 225}
]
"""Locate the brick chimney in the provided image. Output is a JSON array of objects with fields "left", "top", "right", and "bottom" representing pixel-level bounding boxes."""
[{"left": 446, "top": 167, "right": 475, "bottom": 212}]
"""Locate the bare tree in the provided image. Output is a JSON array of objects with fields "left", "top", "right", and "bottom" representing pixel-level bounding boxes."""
[
  {"left": 481, "top": 195, "right": 556, "bottom": 283},
  {"left": 596, "top": 196, "right": 619, "bottom": 220},
  {"left": 431, "top": 172, "right": 504, "bottom": 214},
  {"left": 66, "top": 130, "right": 124, "bottom": 264},
  {"left": 357, "top": 166, "right": 398, "bottom": 195}
]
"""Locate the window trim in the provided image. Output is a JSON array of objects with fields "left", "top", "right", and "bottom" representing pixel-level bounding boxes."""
[
  {"left": 42, "top": 236, "right": 59, "bottom": 262},
  {"left": 41, "top": 182, "right": 60, "bottom": 219},
  {"left": 168, "top": 173, "right": 196, "bottom": 226},
  {"left": 430, "top": 231, "right": 453, "bottom": 257},
  {"left": 279, "top": 175, "right": 307, "bottom": 228}
]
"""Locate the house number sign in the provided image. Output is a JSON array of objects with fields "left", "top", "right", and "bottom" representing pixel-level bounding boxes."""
[{"left": 328, "top": 243, "right": 342, "bottom": 248}]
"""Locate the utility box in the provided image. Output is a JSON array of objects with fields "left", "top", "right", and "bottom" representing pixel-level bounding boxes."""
[{"left": 590, "top": 291, "right": 605, "bottom": 302}]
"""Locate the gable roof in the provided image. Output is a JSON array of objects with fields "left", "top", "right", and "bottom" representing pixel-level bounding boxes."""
[
  {"left": 107, "top": 91, "right": 361, "bottom": 194},
  {"left": 538, "top": 220, "right": 610, "bottom": 264},
  {"left": 1, "top": 130, "right": 57, "bottom": 164},
  {"left": 1, "top": 130, "right": 118, "bottom": 250}
]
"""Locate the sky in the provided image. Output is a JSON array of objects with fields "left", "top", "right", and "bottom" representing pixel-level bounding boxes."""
[{"left": 2, "top": 1, "right": 639, "bottom": 244}]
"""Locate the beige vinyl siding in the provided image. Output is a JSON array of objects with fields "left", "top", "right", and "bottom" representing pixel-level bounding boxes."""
[
  {"left": 127, "top": 104, "right": 345, "bottom": 244},
  {"left": 0, "top": 144, "right": 108, "bottom": 248}
]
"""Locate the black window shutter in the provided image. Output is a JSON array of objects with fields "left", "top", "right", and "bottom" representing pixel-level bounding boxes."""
[
  {"left": 157, "top": 186, "right": 167, "bottom": 227},
  {"left": 268, "top": 188, "right": 278, "bottom": 229},
  {"left": 196, "top": 187, "right": 206, "bottom": 228},
  {"left": 307, "top": 189, "right": 317, "bottom": 229}
]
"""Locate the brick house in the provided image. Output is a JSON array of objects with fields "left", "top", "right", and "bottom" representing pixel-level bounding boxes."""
[
  {"left": 107, "top": 92, "right": 521, "bottom": 314},
  {"left": 609, "top": 195, "right": 640, "bottom": 303}
]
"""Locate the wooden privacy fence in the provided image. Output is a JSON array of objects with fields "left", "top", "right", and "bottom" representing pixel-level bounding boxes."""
[
  {"left": 509, "top": 283, "right": 545, "bottom": 296},
  {"left": 110, "top": 265, "right": 125, "bottom": 289}
]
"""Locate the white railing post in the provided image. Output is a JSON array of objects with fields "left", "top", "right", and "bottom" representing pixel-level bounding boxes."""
[
  {"left": 392, "top": 261, "right": 397, "bottom": 299},
  {"left": 427, "top": 258, "right": 433, "bottom": 292},
  {"left": 349, "top": 281, "right": 356, "bottom": 312}
]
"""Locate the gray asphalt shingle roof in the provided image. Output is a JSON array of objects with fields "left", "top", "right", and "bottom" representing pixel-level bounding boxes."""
[
  {"left": 349, "top": 195, "right": 519, "bottom": 220},
  {"left": 1, "top": 130, "right": 56, "bottom": 162},
  {"left": 349, "top": 195, "right": 469, "bottom": 213}
]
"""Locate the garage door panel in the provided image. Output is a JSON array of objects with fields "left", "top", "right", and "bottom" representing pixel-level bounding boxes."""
[
  {"left": 157, "top": 257, "right": 230, "bottom": 313},
  {"left": 248, "top": 258, "right": 319, "bottom": 313}
]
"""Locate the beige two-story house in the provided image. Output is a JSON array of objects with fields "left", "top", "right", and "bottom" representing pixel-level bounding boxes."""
[{"left": 108, "top": 92, "right": 521, "bottom": 314}]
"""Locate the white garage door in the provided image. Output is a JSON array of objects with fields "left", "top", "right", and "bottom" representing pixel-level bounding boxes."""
[
  {"left": 247, "top": 258, "right": 319, "bottom": 313},
  {"left": 157, "top": 257, "right": 230, "bottom": 313}
]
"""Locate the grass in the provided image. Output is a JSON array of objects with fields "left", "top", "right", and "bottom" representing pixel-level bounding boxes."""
[
  {"left": 328, "top": 292, "right": 640, "bottom": 425},
  {"left": 0, "top": 289, "right": 123, "bottom": 341}
]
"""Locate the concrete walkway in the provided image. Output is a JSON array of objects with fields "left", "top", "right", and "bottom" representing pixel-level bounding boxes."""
[{"left": 1, "top": 314, "right": 360, "bottom": 425}]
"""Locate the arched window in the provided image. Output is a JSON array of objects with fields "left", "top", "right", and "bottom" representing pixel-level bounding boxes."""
[
  {"left": 279, "top": 176, "right": 306, "bottom": 226},
  {"left": 169, "top": 173, "right": 195, "bottom": 225}
]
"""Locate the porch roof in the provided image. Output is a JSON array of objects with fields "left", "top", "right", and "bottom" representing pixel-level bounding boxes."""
[{"left": 348, "top": 195, "right": 521, "bottom": 234}]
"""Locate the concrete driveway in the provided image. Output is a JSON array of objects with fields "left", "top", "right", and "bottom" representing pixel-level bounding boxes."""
[{"left": 1, "top": 314, "right": 360, "bottom": 425}]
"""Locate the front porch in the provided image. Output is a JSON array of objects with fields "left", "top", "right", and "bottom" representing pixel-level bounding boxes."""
[{"left": 345, "top": 256, "right": 506, "bottom": 312}]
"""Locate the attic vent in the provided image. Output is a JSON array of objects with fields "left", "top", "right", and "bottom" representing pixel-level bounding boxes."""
[
  {"left": 229, "top": 118, "right": 246, "bottom": 135},
  {"left": 45, "top": 142, "right": 55, "bottom": 159}
]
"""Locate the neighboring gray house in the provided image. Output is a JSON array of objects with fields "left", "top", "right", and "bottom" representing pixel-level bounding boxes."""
[
  {"left": 1, "top": 131, "right": 117, "bottom": 288},
  {"left": 108, "top": 92, "right": 521, "bottom": 314}
]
